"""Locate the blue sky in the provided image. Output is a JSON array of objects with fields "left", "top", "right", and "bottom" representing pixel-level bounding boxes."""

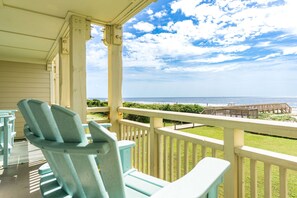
[{"left": 86, "top": 0, "right": 297, "bottom": 98}]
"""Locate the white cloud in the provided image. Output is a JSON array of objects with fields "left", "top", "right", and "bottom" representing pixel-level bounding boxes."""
[
  {"left": 133, "top": 22, "right": 155, "bottom": 32},
  {"left": 91, "top": 26, "right": 101, "bottom": 36},
  {"left": 122, "top": 31, "right": 250, "bottom": 70},
  {"left": 126, "top": 17, "right": 137, "bottom": 24},
  {"left": 220, "top": 45, "right": 251, "bottom": 53},
  {"left": 154, "top": 10, "right": 167, "bottom": 18},
  {"left": 123, "top": 32, "right": 136, "bottom": 39},
  {"left": 148, "top": 9, "right": 167, "bottom": 20},
  {"left": 86, "top": 42, "right": 108, "bottom": 69},
  {"left": 256, "top": 53, "right": 281, "bottom": 61},
  {"left": 255, "top": 42, "right": 271, "bottom": 47},
  {"left": 186, "top": 54, "right": 241, "bottom": 64},
  {"left": 171, "top": 0, "right": 203, "bottom": 16},
  {"left": 164, "top": 64, "right": 240, "bottom": 73},
  {"left": 146, "top": 8, "right": 153, "bottom": 15},
  {"left": 162, "top": 56, "right": 297, "bottom": 74},
  {"left": 282, "top": 46, "right": 297, "bottom": 55},
  {"left": 169, "top": 0, "right": 297, "bottom": 45},
  {"left": 120, "top": 0, "right": 295, "bottom": 73}
]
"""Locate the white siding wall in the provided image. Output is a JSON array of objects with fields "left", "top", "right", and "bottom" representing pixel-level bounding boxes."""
[{"left": 0, "top": 60, "right": 50, "bottom": 139}]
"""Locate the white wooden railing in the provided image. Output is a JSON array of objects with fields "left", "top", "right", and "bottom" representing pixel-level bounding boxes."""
[
  {"left": 117, "top": 107, "right": 297, "bottom": 198},
  {"left": 86, "top": 106, "right": 110, "bottom": 123}
]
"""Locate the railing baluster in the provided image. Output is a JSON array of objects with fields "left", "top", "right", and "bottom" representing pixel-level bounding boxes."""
[
  {"left": 184, "top": 141, "right": 189, "bottom": 175},
  {"left": 264, "top": 163, "right": 272, "bottom": 198},
  {"left": 250, "top": 159, "right": 257, "bottom": 198},
  {"left": 120, "top": 123, "right": 123, "bottom": 140},
  {"left": 164, "top": 135, "right": 169, "bottom": 181},
  {"left": 127, "top": 125, "right": 131, "bottom": 140},
  {"left": 279, "top": 167, "right": 287, "bottom": 198},
  {"left": 158, "top": 134, "right": 164, "bottom": 179},
  {"left": 238, "top": 156, "right": 245, "bottom": 198},
  {"left": 170, "top": 137, "right": 174, "bottom": 182},
  {"left": 192, "top": 144, "right": 197, "bottom": 166},
  {"left": 124, "top": 124, "right": 127, "bottom": 140},
  {"left": 132, "top": 127, "right": 137, "bottom": 168},
  {"left": 141, "top": 129, "right": 146, "bottom": 173},
  {"left": 201, "top": 145, "right": 206, "bottom": 158},
  {"left": 146, "top": 129, "right": 149, "bottom": 174},
  {"left": 137, "top": 127, "right": 141, "bottom": 170},
  {"left": 122, "top": 125, "right": 126, "bottom": 140},
  {"left": 212, "top": 148, "right": 216, "bottom": 157},
  {"left": 177, "top": 139, "right": 181, "bottom": 178}
]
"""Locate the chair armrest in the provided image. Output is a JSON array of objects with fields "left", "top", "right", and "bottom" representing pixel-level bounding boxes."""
[
  {"left": 84, "top": 123, "right": 112, "bottom": 139},
  {"left": 151, "top": 157, "right": 230, "bottom": 198},
  {"left": 118, "top": 140, "right": 135, "bottom": 150},
  {"left": 24, "top": 128, "right": 111, "bottom": 155},
  {"left": 83, "top": 123, "right": 111, "bottom": 129},
  {"left": 118, "top": 140, "right": 135, "bottom": 173},
  {"left": 98, "top": 123, "right": 112, "bottom": 128}
]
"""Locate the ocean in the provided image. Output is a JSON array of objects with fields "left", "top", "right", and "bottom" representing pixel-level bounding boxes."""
[{"left": 115, "top": 97, "right": 297, "bottom": 108}]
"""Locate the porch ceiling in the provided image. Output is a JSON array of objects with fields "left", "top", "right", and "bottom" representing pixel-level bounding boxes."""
[{"left": 0, "top": 0, "right": 154, "bottom": 64}]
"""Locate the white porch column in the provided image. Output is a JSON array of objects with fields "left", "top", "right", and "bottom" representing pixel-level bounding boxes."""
[
  {"left": 104, "top": 25, "right": 123, "bottom": 134},
  {"left": 69, "top": 15, "right": 91, "bottom": 122},
  {"left": 59, "top": 36, "right": 70, "bottom": 107}
]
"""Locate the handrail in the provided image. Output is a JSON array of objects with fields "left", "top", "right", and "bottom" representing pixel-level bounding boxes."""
[
  {"left": 119, "top": 107, "right": 297, "bottom": 139},
  {"left": 235, "top": 146, "right": 297, "bottom": 171},
  {"left": 87, "top": 107, "right": 110, "bottom": 123},
  {"left": 87, "top": 106, "right": 110, "bottom": 113},
  {"left": 155, "top": 127, "right": 224, "bottom": 151}
]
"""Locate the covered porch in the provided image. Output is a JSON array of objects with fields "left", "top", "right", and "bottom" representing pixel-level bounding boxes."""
[{"left": 0, "top": 1, "right": 297, "bottom": 198}]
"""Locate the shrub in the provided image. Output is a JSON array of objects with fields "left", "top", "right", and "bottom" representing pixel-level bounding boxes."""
[{"left": 86, "top": 99, "right": 204, "bottom": 123}]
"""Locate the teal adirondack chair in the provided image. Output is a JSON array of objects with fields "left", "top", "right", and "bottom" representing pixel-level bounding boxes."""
[
  {"left": 0, "top": 110, "right": 17, "bottom": 168},
  {"left": 18, "top": 99, "right": 230, "bottom": 198}
]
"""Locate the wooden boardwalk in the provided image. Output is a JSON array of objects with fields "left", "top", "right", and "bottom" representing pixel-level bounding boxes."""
[
  {"left": 202, "top": 103, "right": 292, "bottom": 118},
  {"left": 166, "top": 123, "right": 204, "bottom": 130}
]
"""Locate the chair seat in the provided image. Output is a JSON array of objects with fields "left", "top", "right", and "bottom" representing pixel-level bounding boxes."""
[{"left": 39, "top": 168, "right": 169, "bottom": 198}]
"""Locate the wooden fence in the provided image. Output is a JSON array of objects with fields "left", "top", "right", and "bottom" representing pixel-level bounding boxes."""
[{"left": 202, "top": 103, "right": 292, "bottom": 118}]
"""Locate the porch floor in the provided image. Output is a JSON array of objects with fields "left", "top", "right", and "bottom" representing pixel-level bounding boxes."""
[{"left": 0, "top": 140, "right": 45, "bottom": 198}]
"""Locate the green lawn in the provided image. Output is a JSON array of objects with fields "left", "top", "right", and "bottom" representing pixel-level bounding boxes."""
[
  {"left": 182, "top": 126, "right": 297, "bottom": 198},
  {"left": 87, "top": 113, "right": 107, "bottom": 121}
]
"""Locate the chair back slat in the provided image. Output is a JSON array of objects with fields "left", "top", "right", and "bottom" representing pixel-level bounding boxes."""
[
  {"left": 25, "top": 100, "right": 86, "bottom": 197},
  {"left": 17, "top": 99, "right": 43, "bottom": 138},
  {"left": 89, "top": 121, "right": 126, "bottom": 198},
  {"left": 50, "top": 105, "right": 87, "bottom": 144},
  {"left": 51, "top": 105, "right": 109, "bottom": 198},
  {"left": 27, "top": 100, "right": 63, "bottom": 142},
  {"left": 18, "top": 99, "right": 60, "bottom": 176}
]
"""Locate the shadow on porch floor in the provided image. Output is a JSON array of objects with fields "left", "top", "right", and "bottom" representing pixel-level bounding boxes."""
[{"left": 0, "top": 140, "right": 45, "bottom": 198}]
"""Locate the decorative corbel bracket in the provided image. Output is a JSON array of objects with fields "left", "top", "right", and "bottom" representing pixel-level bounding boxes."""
[
  {"left": 46, "top": 63, "right": 52, "bottom": 72},
  {"left": 70, "top": 15, "right": 91, "bottom": 41},
  {"left": 61, "top": 36, "right": 69, "bottom": 55},
  {"left": 102, "top": 25, "right": 122, "bottom": 46}
]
